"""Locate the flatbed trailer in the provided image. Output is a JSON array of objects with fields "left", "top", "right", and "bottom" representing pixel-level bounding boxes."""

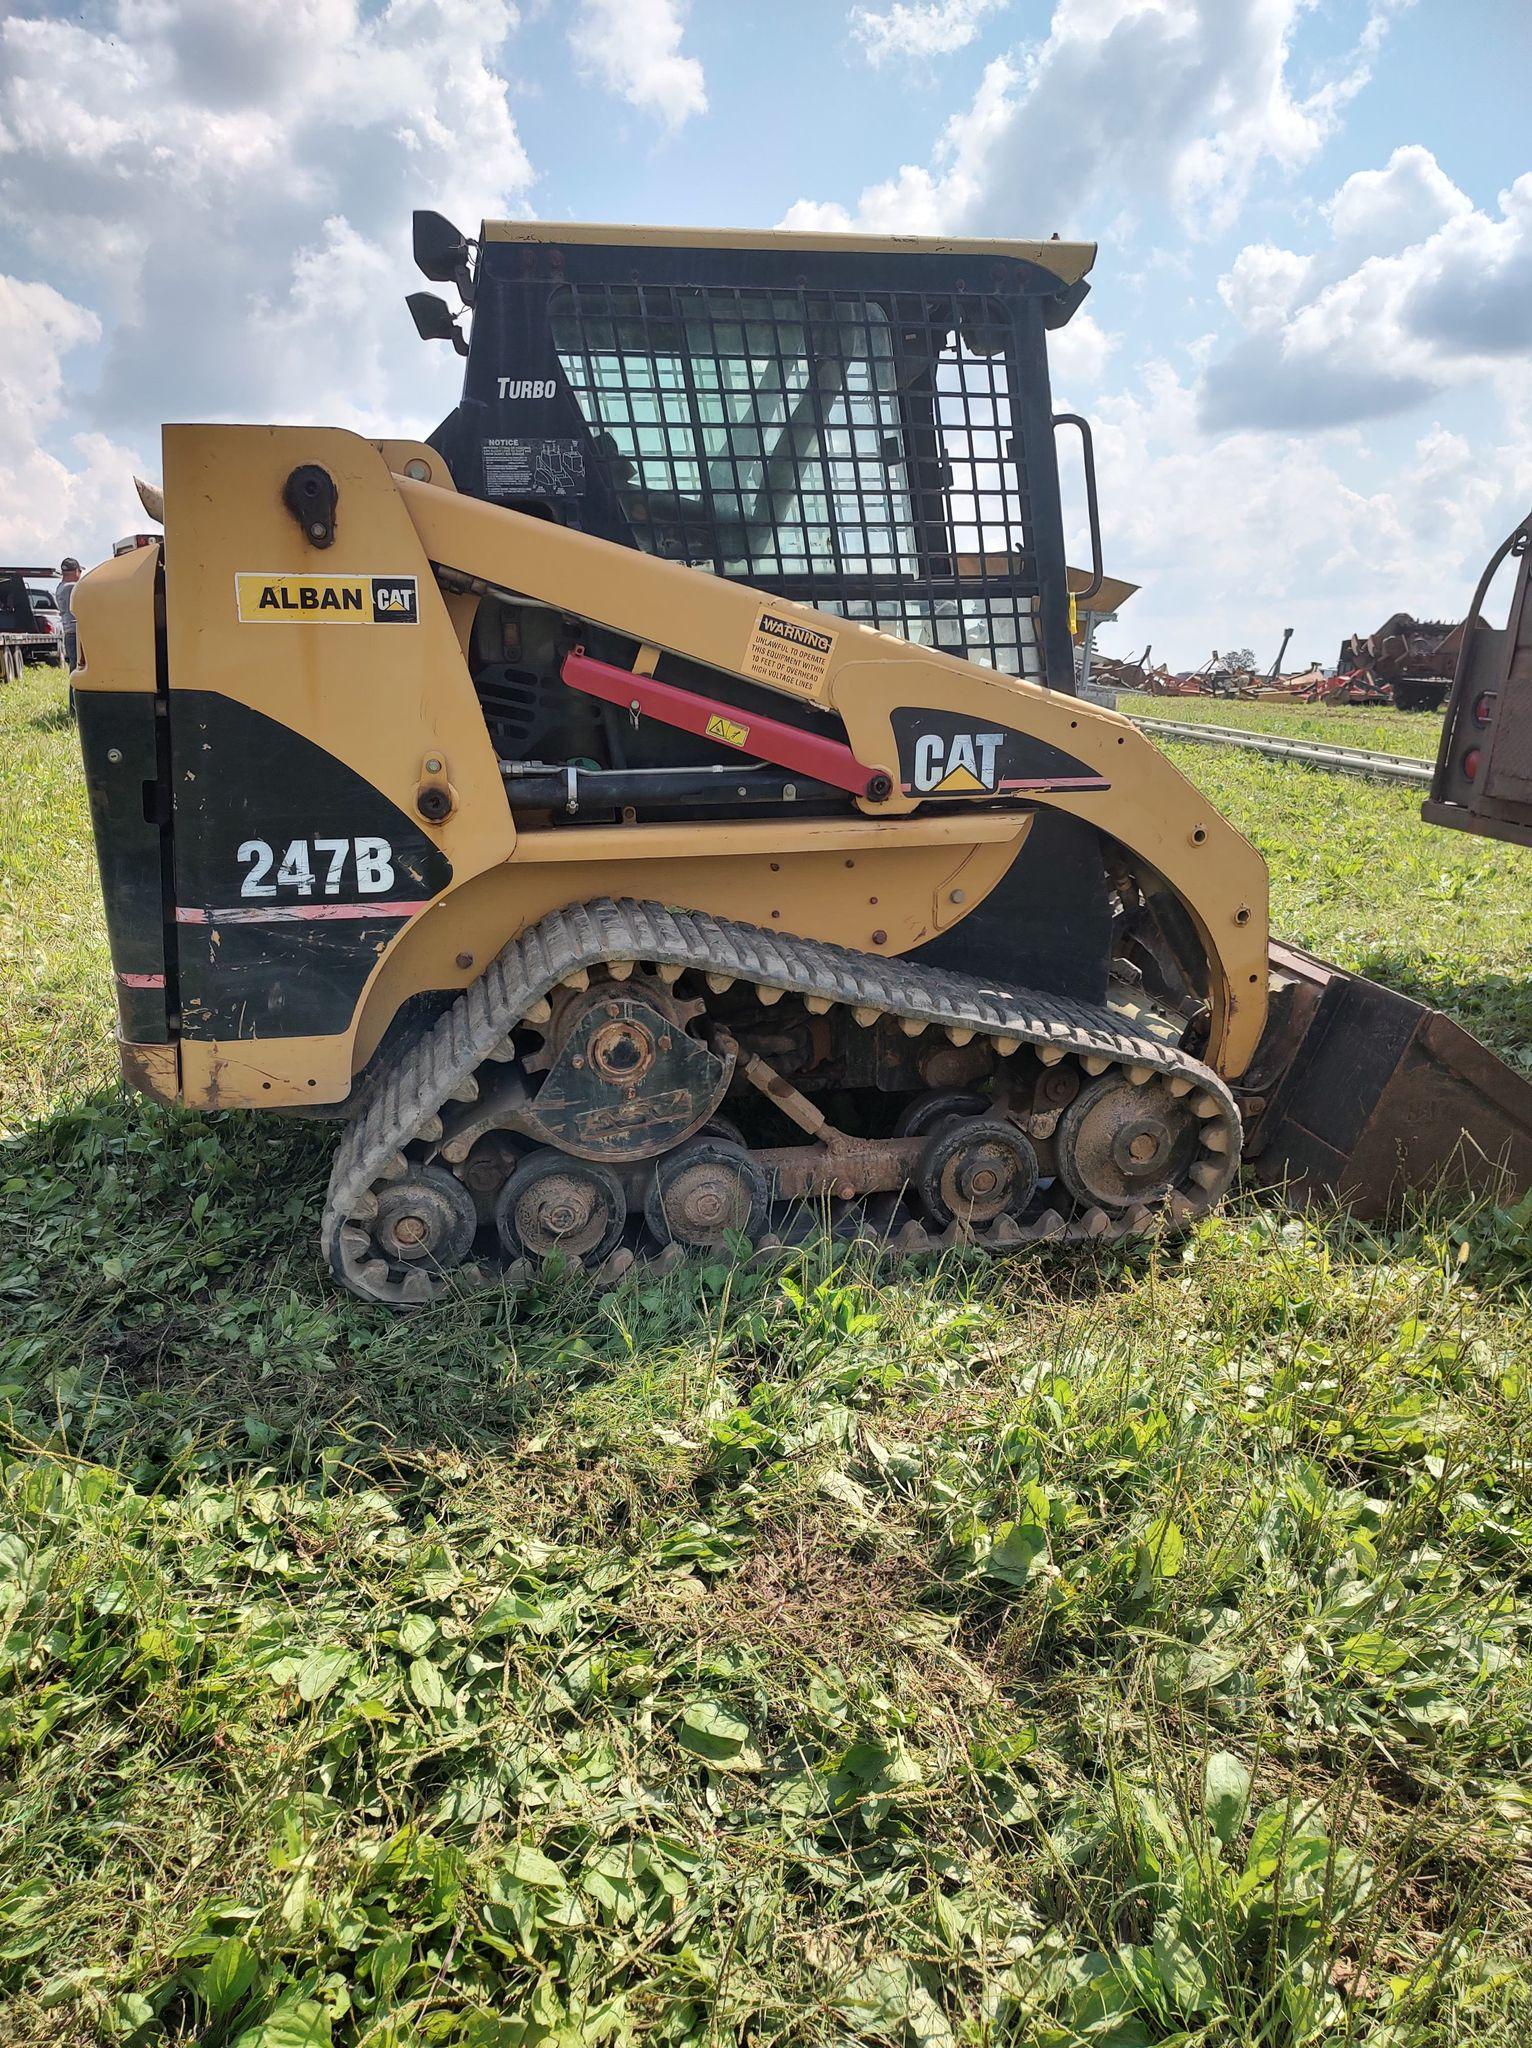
[
  {"left": 0, "top": 634, "right": 58, "bottom": 684},
  {"left": 0, "top": 564, "right": 64, "bottom": 681}
]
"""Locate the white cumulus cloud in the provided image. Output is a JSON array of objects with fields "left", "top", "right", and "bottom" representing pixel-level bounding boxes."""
[
  {"left": 1324, "top": 141, "right": 1472, "bottom": 257},
  {"left": 849, "top": 0, "right": 1008, "bottom": 65},
  {"left": 0, "top": 0, "right": 536, "bottom": 565},
  {"left": 1087, "top": 357, "right": 1528, "bottom": 667},
  {"left": 1216, "top": 242, "right": 1312, "bottom": 332},
  {"left": 786, "top": 0, "right": 1406, "bottom": 240},
  {"left": 567, "top": 0, "right": 707, "bottom": 129},
  {"left": 0, "top": 276, "right": 144, "bottom": 562},
  {"left": 1203, "top": 149, "right": 1532, "bottom": 433},
  {"left": 1049, "top": 309, "right": 1118, "bottom": 392}
]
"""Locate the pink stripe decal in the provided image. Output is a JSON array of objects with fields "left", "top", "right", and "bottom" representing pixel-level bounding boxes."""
[
  {"left": 176, "top": 899, "right": 427, "bottom": 926},
  {"left": 998, "top": 776, "right": 1112, "bottom": 791},
  {"left": 899, "top": 776, "right": 1112, "bottom": 796},
  {"left": 117, "top": 971, "right": 166, "bottom": 988}
]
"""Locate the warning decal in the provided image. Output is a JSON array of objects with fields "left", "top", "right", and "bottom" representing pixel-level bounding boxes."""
[
  {"left": 236, "top": 575, "right": 419, "bottom": 625},
  {"left": 743, "top": 610, "right": 836, "bottom": 697},
  {"left": 704, "top": 713, "right": 749, "bottom": 750}
]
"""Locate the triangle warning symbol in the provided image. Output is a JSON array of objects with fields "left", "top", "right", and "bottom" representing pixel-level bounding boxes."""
[{"left": 933, "top": 765, "right": 987, "bottom": 794}]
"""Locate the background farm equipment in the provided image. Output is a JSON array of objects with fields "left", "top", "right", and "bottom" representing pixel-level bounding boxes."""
[{"left": 1337, "top": 612, "right": 1461, "bottom": 712}]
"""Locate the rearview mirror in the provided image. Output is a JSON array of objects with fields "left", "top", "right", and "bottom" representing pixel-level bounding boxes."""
[{"left": 407, "top": 291, "right": 468, "bottom": 357}]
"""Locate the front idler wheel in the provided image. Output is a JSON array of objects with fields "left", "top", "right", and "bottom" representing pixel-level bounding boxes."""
[
  {"left": 1054, "top": 1072, "right": 1202, "bottom": 1211},
  {"left": 644, "top": 1139, "right": 769, "bottom": 1248},
  {"left": 916, "top": 1119, "right": 1039, "bottom": 1228},
  {"left": 495, "top": 1149, "right": 628, "bottom": 1265},
  {"left": 373, "top": 1164, "right": 479, "bottom": 1270}
]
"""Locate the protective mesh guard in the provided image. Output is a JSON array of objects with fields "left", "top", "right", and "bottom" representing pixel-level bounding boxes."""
[{"left": 550, "top": 282, "right": 1044, "bottom": 679}]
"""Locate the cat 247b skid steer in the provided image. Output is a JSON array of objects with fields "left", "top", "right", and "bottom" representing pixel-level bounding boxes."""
[{"left": 72, "top": 219, "right": 1532, "bottom": 1305}]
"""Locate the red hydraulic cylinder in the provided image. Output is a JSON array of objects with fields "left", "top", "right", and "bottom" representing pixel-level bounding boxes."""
[{"left": 560, "top": 647, "right": 892, "bottom": 802}]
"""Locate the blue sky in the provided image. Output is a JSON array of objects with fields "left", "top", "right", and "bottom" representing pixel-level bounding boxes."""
[{"left": 2, "top": 0, "right": 1529, "bottom": 664}]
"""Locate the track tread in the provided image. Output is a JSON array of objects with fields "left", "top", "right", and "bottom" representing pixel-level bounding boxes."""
[{"left": 323, "top": 897, "right": 1239, "bottom": 1305}]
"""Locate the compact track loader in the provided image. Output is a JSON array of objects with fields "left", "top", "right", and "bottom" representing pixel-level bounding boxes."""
[{"left": 72, "top": 221, "right": 1532, "bottom": 1305}]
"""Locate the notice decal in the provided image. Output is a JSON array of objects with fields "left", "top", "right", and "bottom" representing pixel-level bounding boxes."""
[
  {"left": 235, "top": 574, "right": 420, "bottom": 625},
  {"left": 743, "top": 610, "right": 836, "bottom": 697},
  {"left": 483, "top": 437, "right": 585, "bottom": 500}
]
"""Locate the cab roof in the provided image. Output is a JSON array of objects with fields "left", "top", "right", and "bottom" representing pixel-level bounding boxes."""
[{"left": 479, "top": 219, "right": 1097, "bottom": 289}]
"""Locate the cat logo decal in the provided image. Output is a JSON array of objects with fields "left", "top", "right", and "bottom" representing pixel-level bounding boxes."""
[{"left": 910, "top": 731, "right": 1005, "bottom": 794}]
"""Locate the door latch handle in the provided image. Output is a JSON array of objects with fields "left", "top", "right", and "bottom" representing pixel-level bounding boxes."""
[{"left": 1052, "top": 413, "right": 1103, "bottom": 604}]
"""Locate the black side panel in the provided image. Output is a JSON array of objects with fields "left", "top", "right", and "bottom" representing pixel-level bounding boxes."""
[
  {"left": 76, "top": 691, "right": 170, "bottom": 1044},
  {"left": 890, "top": 705, "right": 1107, "bottom": 796},
  {"left": 910, "top": 811, "right": 1112, "bottom": 1002},
  {"left": 169, "top": 693, "right": 453, "bottom": 1041}
]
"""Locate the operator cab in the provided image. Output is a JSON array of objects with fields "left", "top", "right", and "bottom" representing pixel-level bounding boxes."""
[{"left": 413, "top": 217, "right": 1102, "bottom": 698}]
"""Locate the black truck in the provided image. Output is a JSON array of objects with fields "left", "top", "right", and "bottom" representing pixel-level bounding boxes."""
[{"left": 0, "top": 566, "right": 64, "bottom": 679}]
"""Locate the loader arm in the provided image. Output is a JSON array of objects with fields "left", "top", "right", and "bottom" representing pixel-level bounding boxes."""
[{"left": 394, "top": 468, "right": 1271, "bottom": 1076}]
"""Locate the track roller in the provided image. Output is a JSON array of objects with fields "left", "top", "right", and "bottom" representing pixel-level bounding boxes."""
[
  {"left": 495, "top": 1149, "right": 627, "bottom": 1265},
  {"left": 645, "top": 1138, "right": 769, "bottom": 1248},
  {"left": 916, "top": 1119, "right": 1040, "bottom": 1229},
  {"left": 371, "top": 1165, "right": 479, "bottom": 1271},
  {"left": 1055, "top": 1071, "right": 1229, "bottom": 1211}
]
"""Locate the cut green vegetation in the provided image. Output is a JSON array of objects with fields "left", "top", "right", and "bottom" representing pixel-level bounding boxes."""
[
  {"left": 1119, "top": 693, "right": 1445, "bottom": 762},
  {"left": 1119, "top": 693, "right": 1531, "bottom": 1072},
  {"left": 0, "top": 670, "right": 115, "bottom": 1124},
  {"left": 2, "top": 660, "right": 1530, "bottom": 2046}
]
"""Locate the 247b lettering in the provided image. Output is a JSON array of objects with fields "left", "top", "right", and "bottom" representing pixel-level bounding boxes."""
[{"left": 237, "top": 836, "right": 396, "bottom": 899}]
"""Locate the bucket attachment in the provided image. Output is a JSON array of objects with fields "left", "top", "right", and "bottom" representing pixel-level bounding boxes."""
[{"left": 1241, "top": 941, "right": 1532, "bottom": 1217}]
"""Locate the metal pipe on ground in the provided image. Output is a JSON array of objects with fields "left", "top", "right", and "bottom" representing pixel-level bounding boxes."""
[{"left": 1131, "top": 716, "right": 1432, "bottom": 786}]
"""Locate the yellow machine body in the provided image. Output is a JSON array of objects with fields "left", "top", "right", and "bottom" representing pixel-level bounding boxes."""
[{"left": 75, "top": 424, "right": 1267, "bottom": 1116}]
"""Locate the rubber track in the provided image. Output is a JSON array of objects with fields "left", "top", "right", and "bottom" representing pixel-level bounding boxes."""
[{"left": 322, "top": 897, "right": 1241, "bottom": 1306}]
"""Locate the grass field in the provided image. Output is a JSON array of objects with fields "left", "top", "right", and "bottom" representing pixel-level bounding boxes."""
[
  {"left": 1117, "top": 694, "right": 1445, "bottom": 762},
  {"left": 1118, "top": 695, "right": 1531, "bottom": 1072},
  {"left": 2, "top": 661, "right": 1530, "bottom": 2047}
]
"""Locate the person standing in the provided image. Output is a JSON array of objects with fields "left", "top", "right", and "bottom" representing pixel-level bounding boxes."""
[{"left": 55, "top": 557, "right": 81, "bottom": 669}]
